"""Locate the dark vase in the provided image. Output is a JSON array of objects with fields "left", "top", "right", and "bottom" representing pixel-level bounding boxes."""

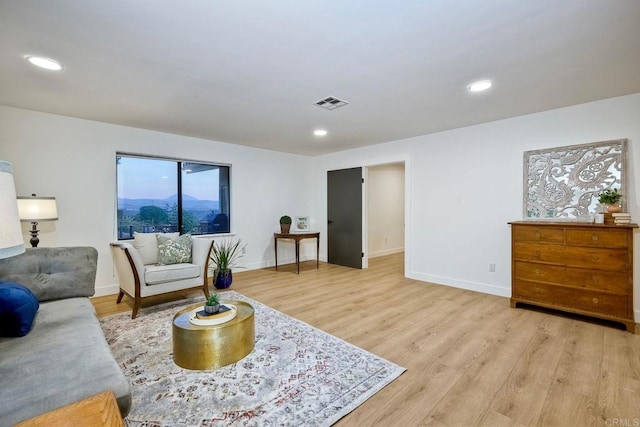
[
  {"left": 214, "top": 269, "right": 233, "bottom": 289},
  {"left": 280, "top": 224, "right": 291, "bottom": 234}
]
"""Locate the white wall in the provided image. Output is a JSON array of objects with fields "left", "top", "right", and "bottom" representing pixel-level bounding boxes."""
[
  {"left": 312, "top": 93, "right": 640, "bottom": 319},
  {"left": 367, "top": 163, "right": 405, "bottom": 258},
  {"left": 2, "top": 93, "right": 640, "bottom": 320},
  {"left": 0, "top": 106, "right": 313, "bottom": 296}
]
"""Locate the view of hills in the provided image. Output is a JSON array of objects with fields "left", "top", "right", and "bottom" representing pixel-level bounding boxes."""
[{"left": 118, "top": 194, "right": 219, "bottom": 219}]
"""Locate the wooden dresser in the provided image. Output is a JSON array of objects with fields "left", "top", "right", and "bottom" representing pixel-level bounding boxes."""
[{"left": 510, "top": 221, "right": 637, "bottom": 332}]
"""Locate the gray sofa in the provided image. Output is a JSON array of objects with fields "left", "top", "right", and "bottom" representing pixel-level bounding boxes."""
[{"left": 0, "top": 247, "right": 131, "bottom": 425}]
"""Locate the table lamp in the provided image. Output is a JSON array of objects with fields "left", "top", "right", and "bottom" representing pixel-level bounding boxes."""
[
  {"left": 0, "top": 161, "right": 26, "bottom": 259},
  {"left": 17, "top": 194, "right": 58, "bottom": 248}
]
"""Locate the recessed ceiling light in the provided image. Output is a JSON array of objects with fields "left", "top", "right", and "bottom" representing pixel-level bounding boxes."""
[
  {"left": 314, "top": 129, "right": 328, "bottom": 137},
  {"left": 25, "top": 55, "right": 63, "bottom": 71},
  {"left": 467, "top": 80, "right": 492, "bottom": 92}
]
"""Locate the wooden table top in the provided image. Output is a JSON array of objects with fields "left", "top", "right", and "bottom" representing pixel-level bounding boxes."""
[{"left": 15, "top": 390, "right": 123, "bottom": 427}]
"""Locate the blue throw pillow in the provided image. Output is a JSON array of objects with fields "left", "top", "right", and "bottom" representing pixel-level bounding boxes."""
[{"left": 0, "top": 281, "right": 40, "bottom": 337}]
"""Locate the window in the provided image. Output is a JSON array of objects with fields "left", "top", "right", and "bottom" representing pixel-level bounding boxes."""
[{"left": 116, "top": 154, "right": 230, "bottom": 239}]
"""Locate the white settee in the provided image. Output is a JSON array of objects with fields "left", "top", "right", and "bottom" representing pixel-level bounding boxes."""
[{"left": 110, "top": 233, "right": 214, "bottom": 318}]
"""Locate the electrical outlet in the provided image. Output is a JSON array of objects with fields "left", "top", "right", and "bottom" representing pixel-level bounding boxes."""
[{"left": 489, "top": 263, "right": 496, "bottom": 272}]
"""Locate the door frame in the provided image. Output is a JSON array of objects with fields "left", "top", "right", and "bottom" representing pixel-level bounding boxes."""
[
  {"left": 363, "top": 161, "right": 406, "bottom": 269},
  {"left": 325, "top": 156, "right": 410, "bottom": 274},
  {"left": 362, "top": 167, "right": 368, "bottom": 269}
]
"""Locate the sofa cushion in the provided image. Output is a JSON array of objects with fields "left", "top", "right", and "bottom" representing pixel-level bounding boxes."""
[
  {"left": 0, "top": 281, "right": 39, "bottom": 337},
  {"left": 133, "top": 232, "right": 179, "bottom": 265},
  {"left": 157, "top": 234, "right": 192, "bottom": 265},
  {"left": 0, "top": 247, "right": 97, "bottom": 302},
  {"left": 0, "top": 298, "right": 131, "bottom": 424},
  {"left": 145, "top": 263, "right": 200, "bottom": 285}
]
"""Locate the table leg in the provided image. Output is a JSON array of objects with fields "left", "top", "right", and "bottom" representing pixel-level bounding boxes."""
[
  {"left": 295, "top": 239, "right": 300, "bottom": 274},
  {"left": 316, "top": 236, "right": 319, "bottom": 269},
  {"left": 274, "top": 237, "right": 278, "bottom": 271}
]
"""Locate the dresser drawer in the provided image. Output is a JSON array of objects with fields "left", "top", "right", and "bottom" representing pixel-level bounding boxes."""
[
  {"left": 512, "top": 226, "right": 564, "bottom": 244},
  {"left": 514, "top": 243, "right": 628, "bottom": 271},
  {"left": 514, "top": 261, "right": 627, "bottom": 294},
  {"left": 514, "top": 261, "right": 563, "bottom": 280},
  {"left": 561, "top": 246, "right": 629, "bottom": 271},
  {"left": 513, "top": 242, "right": 565, "bottom": 264},
  {"left": 561, "top": 266, "right": 627, "bottom": 294},
  {"left": 513, "top": 280, "right": 628, "bottom": 318},
  {"left": 565, "top": 229, "right": 628, "bottom": 248}
]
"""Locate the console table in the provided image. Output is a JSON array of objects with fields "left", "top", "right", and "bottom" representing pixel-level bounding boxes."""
[{"left": 274, "top": 232, "right": 320, "bottom": 274}]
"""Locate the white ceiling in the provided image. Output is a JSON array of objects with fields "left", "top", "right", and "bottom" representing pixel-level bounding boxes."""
[{"left": 1, "top": 1, "right": 639, "bottom": 156}]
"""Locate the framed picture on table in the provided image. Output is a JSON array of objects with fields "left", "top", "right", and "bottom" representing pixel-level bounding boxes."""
[{"left": 294, "top": 216, "right": 310, "bottom": 232}]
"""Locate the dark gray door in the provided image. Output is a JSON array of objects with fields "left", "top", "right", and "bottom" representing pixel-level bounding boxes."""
[{"left": 327, "top": 167, "right": 362, "bottom": 269}]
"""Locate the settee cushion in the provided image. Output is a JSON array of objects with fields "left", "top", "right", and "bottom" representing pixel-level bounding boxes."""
[
  {"left": 133, "top": 232, "right": 179, "bottom": 265},
  {"left": 145, "top": 262, "right": 201, "bottom": 285},
  {"left": 0, "top": 282, "right": 39, "bottom": 337}
]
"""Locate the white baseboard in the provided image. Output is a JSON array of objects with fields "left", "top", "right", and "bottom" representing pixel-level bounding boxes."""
[
  {"left": 94, "top": 283, "right": 120, "bottom": 297},
  {"left": 94, "top": 255, "right": 329, "bottom": 297},
  {"left": 407, "top": 271, "right": 511, "bottom": 298},
  {"left": 368, "top": 247, "right": 404, "bottom": 258}
]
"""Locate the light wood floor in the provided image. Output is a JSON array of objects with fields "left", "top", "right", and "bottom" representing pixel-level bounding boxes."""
[{"left": 92, "top": 253, "right": 640, "bottom": 426}]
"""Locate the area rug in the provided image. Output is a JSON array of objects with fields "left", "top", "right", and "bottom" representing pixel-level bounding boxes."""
[{"left": 99, "top": 291, "right": 405, "bottom": 426}]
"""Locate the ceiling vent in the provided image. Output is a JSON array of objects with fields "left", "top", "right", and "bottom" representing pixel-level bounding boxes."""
[{"left": 314, "top": 96, "right": 349, "bottom": 110}]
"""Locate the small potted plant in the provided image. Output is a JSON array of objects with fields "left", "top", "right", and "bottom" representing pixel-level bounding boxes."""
[
  {"left": 280, "top": 215, "right": 292, "bottom": 234},
  {"left": 209, "top": 239, "right": 246, "bottom": 289},
  {"left": 204, "top": 293, "right": 221, "bottom": 314},
  {"left": 598, "top": 188, "right": 623, "bottom": 213}
]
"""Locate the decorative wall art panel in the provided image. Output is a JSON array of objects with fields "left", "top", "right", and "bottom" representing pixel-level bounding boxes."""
[{"left": 523, "top": 139, "right": 627, "bottom": 220}]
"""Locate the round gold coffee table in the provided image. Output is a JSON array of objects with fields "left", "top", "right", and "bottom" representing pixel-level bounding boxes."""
[{"left": 172, "top": 301, "right": 255, "bottom": 370}]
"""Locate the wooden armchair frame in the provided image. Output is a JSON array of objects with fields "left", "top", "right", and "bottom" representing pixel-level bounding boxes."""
[{"left": 110, "top": 238, "right": 214, "bottom": 318}]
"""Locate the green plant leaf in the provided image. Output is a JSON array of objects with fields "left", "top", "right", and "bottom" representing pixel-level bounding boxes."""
[{"left": 209, "top": 238, "right": 246, "bottom": 273}]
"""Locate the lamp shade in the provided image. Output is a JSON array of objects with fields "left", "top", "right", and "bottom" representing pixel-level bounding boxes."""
[
  {"left": 0, "top": 161, "right": 26, "bottom": 259},
  {"left": 17, "top": 196, "right": 58, "bottom": 221}
]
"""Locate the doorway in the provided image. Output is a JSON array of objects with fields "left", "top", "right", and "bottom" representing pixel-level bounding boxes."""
[
  {"left": 366, "top": 163, "right": 405, "bottom": 261},
  {"left": 327, "top": 162, "right": 406, "bottom": 269}
]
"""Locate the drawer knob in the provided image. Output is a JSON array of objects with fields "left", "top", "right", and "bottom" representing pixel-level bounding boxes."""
[
  {"left": 592, "top": 255, "right": 599, "bottom": 261},
  {"left": 535, "top": 269, "right": 541, "bottom": 275},
  {"left": 592, "top": 275, "right": 600, "bottom": 283},
  {"left": 534, "top": 288, "right": 542, "bottom": 294},
  {"left": 535, "top": 232, "right": 541, "bottom": 239},
  {"left": 535, "top": 250, "right": 541, "bottom": 258},
  {"left": 591, "top": 234, "right": 599, "bottom": 241},
  {"left": 592, "top": 298, "right": 599, "bottom": 304}
]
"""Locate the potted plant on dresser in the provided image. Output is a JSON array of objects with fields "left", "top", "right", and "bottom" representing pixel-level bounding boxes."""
[
  {"left": 209, "top": 239, "right": 246, "bottom": 289},
  {"left": 598, "top": 188, "right": 623, "bottom": 213}
]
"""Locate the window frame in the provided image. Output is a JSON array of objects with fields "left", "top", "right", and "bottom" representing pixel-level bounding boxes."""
[{"left": 115, "top": 152, "right": 232, "bottom": 239}]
